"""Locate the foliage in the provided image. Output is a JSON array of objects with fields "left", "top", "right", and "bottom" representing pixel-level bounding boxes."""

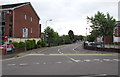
[
  {"left": 87, "top": 11, "right": 116, "bottom": 42},
  {"left": 10, "top": 41, "right": 19, "bottom": 47},
  {"left": 60, "top": 35, "right": 72, "bottom": 44},
  {"left": 37, "top": 40, "right": 42, "bottom": 48},
  {"left": 44, "top": 26, "right": 61, "bottom": 46},
  {"left": 37, "top": 40, "right": 46, "bottom": 48},
  {"left": 44, "top": 26, "right": 55, "bottom": 46},
  {"left": 18, "top": 41, "right": 25, "bottom": 47},
  {"left": 74, "top": 35, "right": 84, "bottom": 42},
  {"left": 25, "top": 40, "right": 32, "bottom": 50},
  {"left": 87, "top": 35, "right": 96, "bottom": 42},
  {"left": 68, "top": 30, "right": 74, "bottom": 42}
]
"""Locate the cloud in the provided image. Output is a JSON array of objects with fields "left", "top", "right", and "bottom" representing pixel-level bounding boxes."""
[{"left": 0, "top": 0, "right": 119, "bottom": 35}]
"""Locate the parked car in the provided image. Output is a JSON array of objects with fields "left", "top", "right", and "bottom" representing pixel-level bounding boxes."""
[
  {"left": 0, "top": 43, "right": 15, "bottom": 51},
  {"left": 87, "top": 42, "right": 102, "bottom": 48}
]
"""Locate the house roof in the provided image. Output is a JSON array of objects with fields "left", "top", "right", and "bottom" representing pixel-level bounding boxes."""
[
  {"left": 116, "top": 21, "right": 120, "bottom": 26},
  {"left": 0, "top": 2, "right": 40, "bottom": 20},
  {"left": 1, "top": 2, "right": 30, "bottom": 9}
]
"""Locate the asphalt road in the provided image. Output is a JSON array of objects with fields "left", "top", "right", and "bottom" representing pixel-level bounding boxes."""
[{"left": 2, "top": 42, "right": 120, "bottom": 76}]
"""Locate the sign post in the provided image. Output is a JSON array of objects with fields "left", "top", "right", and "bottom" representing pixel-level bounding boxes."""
[{"left": 23, "top": 28, "right": 28, "bottom": 51}]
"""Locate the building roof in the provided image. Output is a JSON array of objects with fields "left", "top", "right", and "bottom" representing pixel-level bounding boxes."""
[
  {"left": 116, "top": 21, "right": 120, "bottom": 26},
  {"left": 0, "top": 2, "right": 40, "bottom": 20},
  {"left": 1, "top": 2, "right": 30, "bottom": 9}
]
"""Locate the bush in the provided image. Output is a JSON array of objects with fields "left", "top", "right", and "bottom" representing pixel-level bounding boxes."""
[
  {"left": 37, "top": 40, "right": 41, "bottom": 48},
  {"left": 11, "top": 41, "right": 19, "bottom": 47},
  {"left": 25, "top": 40, "right": 32, "bottom": 50},
  {"left": 18, "top": 41, "right": 25, "bottom": 47},
  {"left": 30, "top": 40, "right": 34, "bottom": 49},
  {"left": 37, "top": 40, "right": 46, "bottom": 48},
  {"left": 33, "top": 39, "right": 37, "bottom": 48},
  {"left": 41, "top": 40, "right": 46, "bottom": 47}
]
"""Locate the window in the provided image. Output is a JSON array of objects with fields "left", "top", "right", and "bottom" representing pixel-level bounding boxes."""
[
  {"left": 30, "top": 28, "right": 32, "bottom": 33},
  {"left": 10, "top": 16, "right": 13, "bottom": 22},
  {"left": 25, "top": 15, "right": 27, "bottom": 20},
  {"left": 0, "top": 12, "right": 1, "bottom": 17},
  {"left": 31, "top": 17, "right": 32, "bottom": 22},
  {"left": 23, "top": 28, "right": 28, "bottom": 38}
]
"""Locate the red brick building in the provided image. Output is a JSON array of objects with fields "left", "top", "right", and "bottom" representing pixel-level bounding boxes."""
[
  {"left": 113, "top": 21, "right": 120, "bottom": 44},
  {"left": 0, "top": 2, "right": 41, "bottom": 43}
]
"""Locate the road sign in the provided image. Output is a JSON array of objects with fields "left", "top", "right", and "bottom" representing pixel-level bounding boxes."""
[{"left": 4, "top": 35, "right": 8, "bottom": 39}]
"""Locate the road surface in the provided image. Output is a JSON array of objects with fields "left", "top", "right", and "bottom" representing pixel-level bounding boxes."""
[{"left": 2, "top": 42, "right": 120, "bottom": 76}]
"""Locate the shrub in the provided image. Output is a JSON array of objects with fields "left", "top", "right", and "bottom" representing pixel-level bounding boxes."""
[
  {"left": 41, "top": 40, "right": 46, "bottom": 47},
  {"left": 37, "top": 40, "right": 42, "bottom": 48},
  {"left": 29, "top": 40, "right": 34, "bottom": 49},
  {"left": 18, "top": 41, "right": 25, "bottom": 47},
  {"left": 33, "top": 39, "right": 37, "bottom": 48},
  {"left": 11, "top": 41, "right": 19, "bottom": 47},
  {"left": 25, "top": 40, "right": 32, "bottom": 50}
]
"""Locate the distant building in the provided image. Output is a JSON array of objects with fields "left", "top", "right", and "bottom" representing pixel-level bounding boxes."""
[
  {"left": 113, "top": 21, "right": 120, "bottom": 44},
  {"left": 0, "top": 2, "right": 41, "bottom": 43}
]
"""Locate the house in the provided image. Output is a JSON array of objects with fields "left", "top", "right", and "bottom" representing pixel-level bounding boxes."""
[
  {"left": 0, "top": 2, "right": 41, "bottom": 43},
  {"left": 113, "top": 21, "right": 120, "bottom": 44}
]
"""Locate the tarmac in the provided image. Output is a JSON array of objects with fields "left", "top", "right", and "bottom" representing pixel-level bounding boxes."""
[{"left": 1, "top": 44, "right": 120, "bottom": 60}]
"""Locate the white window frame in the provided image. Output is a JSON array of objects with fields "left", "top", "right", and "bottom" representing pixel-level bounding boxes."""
[
  {"left": 30, "top": 28, "right": 32, "bottom": 33},
  {"left": 31, "top": 17, "right": 32, "bottom": 22},
  {"left": 25, "top": 15, "right": 27, "bottom": 20}
]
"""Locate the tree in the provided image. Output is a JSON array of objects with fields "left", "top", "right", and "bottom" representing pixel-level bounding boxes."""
[
  {"left": 74, "top": 35, "right": 84, "bottom": 42},
  {"left": 60, "top": 35, "right": 72, "bottom": 44},
  {"left": 44, "top": 26, "right": 60, "bottom": 46},
  {"left": 68, "top": 30, "right": 74, "bottom": 42},
  {"left": 53, "top": 32, "right": 60, "bottom": 45},
  {"left": 87, "top": 11, "right": 116, "bottom": 44},
  {"left": 44, "top": 27, "right": 54, "bottom": 46}
]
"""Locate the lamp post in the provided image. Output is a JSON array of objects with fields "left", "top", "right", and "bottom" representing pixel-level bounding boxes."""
[
  {"left": 86, "top": 27, "right": 88, "bottom": 41},
  {"left": 45, "top": 19, "right": 52, "bottom": 46},
  {"left": 46, "top": 19, "right": 52, "bottom": 27}
]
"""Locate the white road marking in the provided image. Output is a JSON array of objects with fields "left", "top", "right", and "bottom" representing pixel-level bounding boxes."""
[
  {"left": 93, "top": 59, "right": 100, "bottom": 61},
  {"left": 43, "top": 62, "right": 46, "bottom": 64},
  {"left": 56, "top": 62, "right": 62, "bottom": 63},
  {"left": 113, "top": 59, "right": 119, "bottom": 61},
  {"left": 58, "top": 49, "right": 60, "bottom": 51},
  {"left": 34, "top": 62, "right": 40, "bottom": 64},
  {"left": 8, "top": 64, "right": 16, "bottom": 66},
  {"left": 103, "top": 59, "right": 111, "bottom": 61},
  {"left": 73, "top": 45, "right": 81, "bottom": 53},
  {"left": 19, "top": 63, "right": 28, "bottom": 66},
  {"left": 84, "top": 59, "right": 91, "bottom": 62},
  {"left": 70, "top": 58, "right": 80, "bottom": 62},
  {"left": 59, "top": 52, "right": 62, "bottom": 54}
]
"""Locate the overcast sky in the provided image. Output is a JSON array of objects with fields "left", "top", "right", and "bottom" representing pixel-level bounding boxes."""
[{"left": 0, "top": 0, "right": 119, "bottom": 36}]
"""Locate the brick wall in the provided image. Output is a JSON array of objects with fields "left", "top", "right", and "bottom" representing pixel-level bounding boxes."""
[
  {"left": 104, "top": 36, "right": 113, "bottom": 44},
  {"left": 10, "top": 4, "right": 40, "bottom": 38}
]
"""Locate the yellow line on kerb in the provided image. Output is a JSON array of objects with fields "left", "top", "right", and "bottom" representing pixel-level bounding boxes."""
[
  {"left": 1, "top": 54, "right": 45, "bottom": 61},
  {"left": 1, "top": 54, "right": 30, "bottom": 61}
]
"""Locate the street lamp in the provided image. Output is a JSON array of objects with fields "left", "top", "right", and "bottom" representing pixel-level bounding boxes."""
[
  {"left": 45, "top": 19, "right": 52, "bottom": 46},
  {"left": 46, "top": 19, "right": 52, "bottom": 27}
]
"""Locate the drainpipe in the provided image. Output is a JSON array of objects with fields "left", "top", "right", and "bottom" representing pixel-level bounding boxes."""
[{"left": 12, "top": 9, "right": 14, "bottom": 41}]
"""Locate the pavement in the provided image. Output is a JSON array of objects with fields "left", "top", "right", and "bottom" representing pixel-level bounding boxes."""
[
  {"left": 1, "top": 47, "right": 49, "bottom": 60},
  {"left": 105, "top": 45, "right": 120, "bottom": 49}
]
